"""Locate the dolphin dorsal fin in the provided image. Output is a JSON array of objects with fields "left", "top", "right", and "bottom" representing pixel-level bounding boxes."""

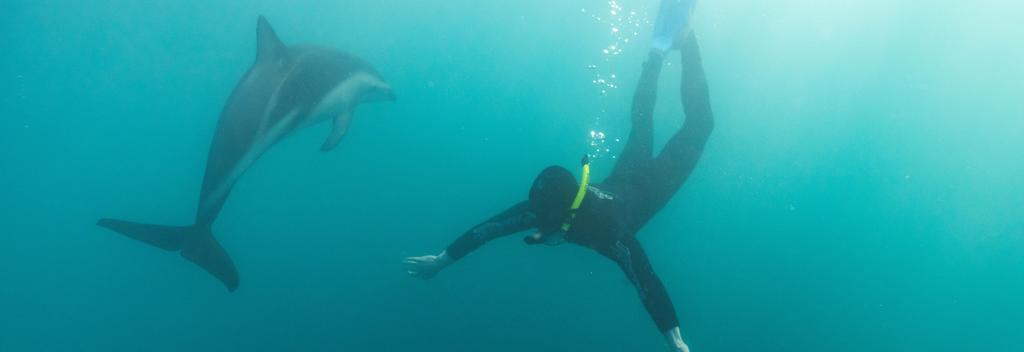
[{"left": 256, "top": 16, "right": 286, "bottom": 63}]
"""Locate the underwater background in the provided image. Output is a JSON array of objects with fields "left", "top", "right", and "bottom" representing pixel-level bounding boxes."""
[{"left": 2, "top": 0, "right": 1022, "bottom": 351}]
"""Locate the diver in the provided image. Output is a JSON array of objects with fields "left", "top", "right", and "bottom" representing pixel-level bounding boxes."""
[{"left": 404, "top": 1, "right": 709, "bottom": 351}]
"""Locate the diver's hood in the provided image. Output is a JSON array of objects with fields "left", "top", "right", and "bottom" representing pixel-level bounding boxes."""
[{"left": 528, "top": 166, "right": 577, "bottom": 233}]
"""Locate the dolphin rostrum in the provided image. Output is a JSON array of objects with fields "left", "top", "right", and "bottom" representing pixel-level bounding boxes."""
[{"left": 97, "top": 16, "right": 395, "bottom": 291}]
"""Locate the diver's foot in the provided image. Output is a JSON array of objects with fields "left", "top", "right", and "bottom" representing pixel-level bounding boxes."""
[
  {"left": 647, "top": 49, "right": 666, "bottom": 66},
  {"left": 643, "top": 49, "right": 667, "bottom": 76},
  {"left": 670, "top": 27, "right": 694, "bottom": 51},
  {"left": 651, "top": 0, "right": 696, "bottom": 53}
]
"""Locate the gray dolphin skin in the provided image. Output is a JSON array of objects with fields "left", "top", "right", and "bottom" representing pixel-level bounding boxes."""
[{"left": 97, "top": 16, "right": 394, "bottom": 291}]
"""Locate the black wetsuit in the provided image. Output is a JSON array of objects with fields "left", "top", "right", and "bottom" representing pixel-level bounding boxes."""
[{"left": 445, "top": 36, "right": 714, "bottom": 333}]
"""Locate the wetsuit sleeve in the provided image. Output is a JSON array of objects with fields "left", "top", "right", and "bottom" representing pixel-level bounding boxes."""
[
  {"left": 445, "top": 201, "right": 536, "bottom": 261},
  {"left": 605, "top": 237, "right": 680, "bottom": 333}
]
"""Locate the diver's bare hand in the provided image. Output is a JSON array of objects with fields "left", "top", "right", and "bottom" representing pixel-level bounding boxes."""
[
  {"left": 403, "top": 251, "right": 452, "bottom": 279},
  {"left": 664, "top": 327, "right": 690, "bottom": 352}
]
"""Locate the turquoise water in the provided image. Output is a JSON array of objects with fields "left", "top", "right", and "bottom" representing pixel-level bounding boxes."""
[{"left": 2, "top": 1, "right": 1022, "bottom": 351}]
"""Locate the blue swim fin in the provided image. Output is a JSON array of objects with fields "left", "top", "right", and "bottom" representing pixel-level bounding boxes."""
[{"left": 651, "top": 0, "right": 697, "bottom": 53}]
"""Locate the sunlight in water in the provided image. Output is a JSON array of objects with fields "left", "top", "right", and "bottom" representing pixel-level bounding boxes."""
[{"left": 581, "top": 1, "right": 651, "bottom": 160}]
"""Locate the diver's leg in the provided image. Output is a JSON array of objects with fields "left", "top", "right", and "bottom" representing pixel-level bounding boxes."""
[
  {"left": 649, "top": 33, "right": 714, "bottom": 210},
  {"left": 606, "top": 51, "right": 665, "bottom": 184}
]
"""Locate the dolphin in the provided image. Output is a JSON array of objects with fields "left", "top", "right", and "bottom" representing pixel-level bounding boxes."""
[{"left": 97, "top": 16, "right": 395, "bottom": 291}]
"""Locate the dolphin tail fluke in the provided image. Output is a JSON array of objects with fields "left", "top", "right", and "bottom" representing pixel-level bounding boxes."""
[
  {"left": 97, "top": 219, "right": 240, "bottom": 292},
  {"left": 97, "top": 218, "right": 188, "bottom": 250}
]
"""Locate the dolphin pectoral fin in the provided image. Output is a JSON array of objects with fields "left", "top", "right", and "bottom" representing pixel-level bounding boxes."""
[{"left": 321, "top": 111, "right": 353, "bottom": 152}]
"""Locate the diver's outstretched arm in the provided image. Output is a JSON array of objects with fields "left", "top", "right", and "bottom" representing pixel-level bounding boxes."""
[
  {"left": 602, "top": 237, "right": 690, "bottom": 351},
  {"left": 404, "top": 201, "right": 535, "bottom": 279}
]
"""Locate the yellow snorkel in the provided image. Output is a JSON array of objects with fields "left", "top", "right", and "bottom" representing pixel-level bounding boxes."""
[{"left": 561, "top": 155, "right": 591, "bottom": 232}]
